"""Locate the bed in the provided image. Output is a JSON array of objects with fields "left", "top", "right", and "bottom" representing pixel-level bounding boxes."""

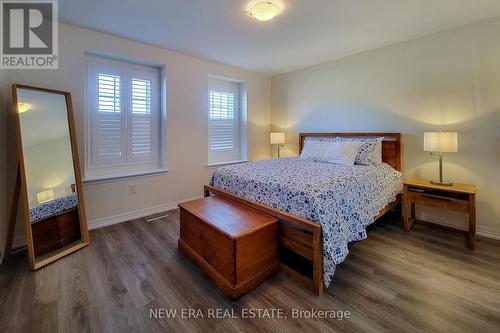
[
  {"left": 29, "top": 192, "right": 78, "bottom": 223},
  {"left": 205, "top": 133, "right": 403, "bottom": 295}
]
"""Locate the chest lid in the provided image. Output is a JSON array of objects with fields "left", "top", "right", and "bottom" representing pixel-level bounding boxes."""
[{"left": 179, "top": 196, "right": 278, "bottom": 240}]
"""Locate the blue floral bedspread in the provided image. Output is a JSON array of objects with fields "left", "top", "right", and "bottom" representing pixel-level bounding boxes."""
[
  {"left": 30, "top": 192, "right": 78, "bottom": 223},
  {"left": 210, "top": 158, "right": 402, "bottom": 287}
]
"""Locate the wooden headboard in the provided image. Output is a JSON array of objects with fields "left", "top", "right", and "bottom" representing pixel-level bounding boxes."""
[{"left": 299, "top": 133, "right": 402, "bottom": 171}]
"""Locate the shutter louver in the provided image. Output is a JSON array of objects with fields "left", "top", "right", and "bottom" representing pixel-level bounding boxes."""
[
  {"left": 96, "top": 114, "right": 122, "bottom": 159},
  {"left": 209, "top": 91, "right": 236, "bottom": 151},
  {"left": 131, "top": 116, "right": 152, "bottom": 156},
  {"left": 131, "top": 79, "right": 151, "bottom": 114},
  {"left": 131, "top": 78, "right": 153, "bottom": 157},
  {"left": 94, "top": 73, "right": 123, "bottom": 162},
  {"left": 98, "top": 74, "right": 120, "bottom": 113}
]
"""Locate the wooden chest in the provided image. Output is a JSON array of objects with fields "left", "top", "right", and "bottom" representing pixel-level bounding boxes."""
[
  {"left": 31, "top": 208, "right": 81, "bottom": 257},
  {"left": 178, "top": 196, "right": 280, "bottom": 299}
]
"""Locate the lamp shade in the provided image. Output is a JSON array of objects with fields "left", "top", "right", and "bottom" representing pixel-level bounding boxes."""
[
  {"left": 36, "top": 189, "right": 55, "bottom": 204},
  {"left": 270, "top": 132, "right": 285, "bottom": 145},
  {"left": 423, "top": 132, "right": 458, "bottom": 153}
]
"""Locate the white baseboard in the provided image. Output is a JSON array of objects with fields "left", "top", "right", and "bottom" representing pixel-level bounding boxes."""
[
  {"left": 87, "top": 196, "right": 203, "bottom": 230},
  {"left": 7, "top": 196, "right": 204, "bottom": 250},
  {"left": 416, "top": 212, "right": 500, "bottom": 240},
  {"left": 6, "top": 202, "right": 499, "bottom": 253}
]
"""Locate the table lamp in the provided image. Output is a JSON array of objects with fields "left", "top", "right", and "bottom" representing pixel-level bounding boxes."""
[
  {"left": 423, "top": 131, "right": 458, "bottom": 186},
  {"left": 270, "top": 132, "right": 285, "bottom": 158}
]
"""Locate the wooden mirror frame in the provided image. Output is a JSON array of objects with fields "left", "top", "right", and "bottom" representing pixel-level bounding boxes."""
[{"left": 12, "top": 84, "right": 90, "bottom": 269}]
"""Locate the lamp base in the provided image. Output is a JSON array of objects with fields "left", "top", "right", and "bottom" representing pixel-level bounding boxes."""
[
  {"left": 431, "top": 154, "right": 453, "bottom": 186},
  {"left": 430, "top": 180, "right": 453, "bottom": 186}
]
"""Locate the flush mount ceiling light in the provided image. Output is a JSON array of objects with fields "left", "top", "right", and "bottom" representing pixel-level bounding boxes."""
[
  {"left": 18, "top": 102, "right": 32, "bottom": 113},
  {"left": 248, "top": 1, "right": 281, "bottom": 21}
]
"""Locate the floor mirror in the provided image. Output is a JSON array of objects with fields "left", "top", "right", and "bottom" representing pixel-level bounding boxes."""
[{"left": 12, "top": 84, "right": 89, "bottom": 269}]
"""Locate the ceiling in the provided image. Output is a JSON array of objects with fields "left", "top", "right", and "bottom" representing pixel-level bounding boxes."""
[
  {"left": 59, "top": 0, "right": 500, "bottom": 74},
  {"left": 17, "top": 89, "right": 71, "bottom": 148}
]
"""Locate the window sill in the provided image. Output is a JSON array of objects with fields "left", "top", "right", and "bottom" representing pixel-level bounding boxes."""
[
  {"left": 83, "top": 168, "right": 169, "bottom": 184},
  {"left": 206, "top": 160, "right": 249, "bottom": 167}
]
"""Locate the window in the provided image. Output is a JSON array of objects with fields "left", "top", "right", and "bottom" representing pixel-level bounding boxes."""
[
  {"left": 86, "top": 57, "right": 164, "bottom": 180},
  {"left": 208, "top": 78, "right": 247, "bottom": 165}
]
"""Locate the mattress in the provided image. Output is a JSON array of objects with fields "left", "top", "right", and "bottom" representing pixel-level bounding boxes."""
[
  {"left": 30, "top": 192, "right": 78, "bottom": 224},
  {"left": 210, "top": 157, "right": 403, "bottom": 287}
]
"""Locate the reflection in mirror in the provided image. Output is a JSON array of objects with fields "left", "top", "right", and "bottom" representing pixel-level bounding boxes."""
[
  {"left": 14, "top": 86, "right": 88, "bottom": 266},
  {"left": 17, "top": 89, "right": 78, "bottom": 222}
]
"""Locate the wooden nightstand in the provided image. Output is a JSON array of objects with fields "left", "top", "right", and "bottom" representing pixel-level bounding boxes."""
[{"left": 402, "top": 178, "right": 476, "bottom": 249}]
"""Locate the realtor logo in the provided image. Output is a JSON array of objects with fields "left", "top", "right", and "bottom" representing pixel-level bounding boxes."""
[{"left": 1, "top": 0, "right": 58, "bottom": 69}]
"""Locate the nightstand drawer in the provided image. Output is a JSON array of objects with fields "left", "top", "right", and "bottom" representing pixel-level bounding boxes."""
[{"left": 407, "top": 191, "right": 469, "bottom": 213}]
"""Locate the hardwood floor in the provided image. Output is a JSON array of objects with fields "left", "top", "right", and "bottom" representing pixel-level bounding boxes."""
[{"left": 1, "top": 210, "right": 499, "bottom": 333}]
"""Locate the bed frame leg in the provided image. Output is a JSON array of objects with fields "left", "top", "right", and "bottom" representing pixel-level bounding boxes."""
[{"left": 312, "top": 229, "right": 324, "bottom": 295}]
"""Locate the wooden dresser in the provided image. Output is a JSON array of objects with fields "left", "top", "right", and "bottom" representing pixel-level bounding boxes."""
[
  {"left": 31, "top": 208, "right": 82, "bottom": 257},
  {"left": 178, "top": 196, "right": 280, "bottom": 299}
]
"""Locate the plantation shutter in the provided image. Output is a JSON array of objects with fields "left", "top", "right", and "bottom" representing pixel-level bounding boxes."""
[
  {"left": 86, "top": 60, "right": 160, "bottom": 179},
  {"left": 92, "top": 71, "right": 125, "bottom": 164},
  {"left": 129, "top": 76, "right": 156, "bottom": 161},
  {"left": 208, "top": 79, "right": 241, "bottom": 164}
]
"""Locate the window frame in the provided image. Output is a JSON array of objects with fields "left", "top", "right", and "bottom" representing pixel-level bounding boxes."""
[
  {"left": 207, "top": 76, "right": 247, "bottom": 166},
  {"left": 85, "top": 56, "right": 166, "bottom": 182}
]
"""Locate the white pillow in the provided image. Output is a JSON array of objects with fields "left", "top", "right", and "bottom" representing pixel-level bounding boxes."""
[
  {"left": 320, "top": 141, "right": 362, "bottom": 165},
  {"left": 301, "top": 140, "right": 362, "bottom": 165},
  {"left": 300, "top": 141, "right": 325, "bottom": 161},
  {"left": 338, "top": 137, "right": 384, "bottom": 165}
]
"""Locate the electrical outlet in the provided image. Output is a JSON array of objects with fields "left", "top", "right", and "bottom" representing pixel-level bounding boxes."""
[{"left": 129, "top": 184, "right": 137, "bottom": 194}]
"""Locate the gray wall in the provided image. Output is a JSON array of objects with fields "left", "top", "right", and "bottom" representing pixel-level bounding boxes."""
[
  {"left": 0, "top": 23, "right": 271, "bottom": 257},
  {"left": 271, "top": 17, "right": 500, "bottom": 239}
]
